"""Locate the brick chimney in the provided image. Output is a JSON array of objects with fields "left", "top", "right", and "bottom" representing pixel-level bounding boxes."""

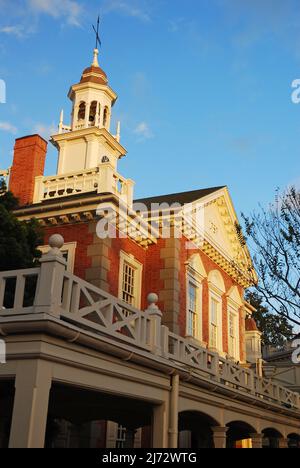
[{"left": 9, "top": 135, "right": 47, "bottom": 206}]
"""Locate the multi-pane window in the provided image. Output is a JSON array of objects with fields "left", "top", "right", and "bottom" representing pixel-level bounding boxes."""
[
  {"left": 228, "top": 311, "right": 236, "bottom": 358},
  {"left": 116, "top": 425, "right": 127, "bottom": 449},
  {"left": 122, "top": 262, "right": 136, "bottom": 306},
  {"left": 187, "top": 282, "right": 197, "bottom": 337},
  {"left": 210, "top": 297, "right": 219, "bottom": 349},
  {"left": 228, "top": 308, "right": 239, "bottom": 360}
]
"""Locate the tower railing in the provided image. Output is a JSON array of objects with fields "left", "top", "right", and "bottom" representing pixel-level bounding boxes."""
[
  {"left": 33, "top": 165, "right": 134, "bottom": 206},
  {"left": 0, "top": 235, "right": 299, "bottom": 411}
]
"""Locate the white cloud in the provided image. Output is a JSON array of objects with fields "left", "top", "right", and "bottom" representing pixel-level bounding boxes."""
[
  {"left": 102, "top": 0, "right": 151, "bottom": 22},
  {"left": 0, "top": 121, "right": 18, "bottom": 134},
  {"left": 0, "top": 25, "right": 27, "bottom": 38},
  {"left": 28, "top": 0, "right": 83, "bottom": 26},
  {"left": 134, "top": 121, "right": 153, "bottom": 141},
  {"left": 33, "top": 122, "right": 57, "bottom": 140},
  {"left": 0, "top": 0, "right": 83, "bottom": 38}
]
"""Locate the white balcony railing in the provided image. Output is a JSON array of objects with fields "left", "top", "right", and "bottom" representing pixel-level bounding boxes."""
[
  {"left": 33, "top": 165, "right": 134, "bottom": 206},
  {"left": 0, "top": 236, "right": 299, "bottom": 411}
]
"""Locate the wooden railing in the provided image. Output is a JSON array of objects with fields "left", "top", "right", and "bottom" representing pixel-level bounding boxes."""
[
  {"left": 33, "top": 168, "right": 101, "bottom": 202},
  {"left": 0, "top": 236, "right": 299, "bottom": 411},
  {"left": 33, "top": 165, "right": 134, "bottom": 206}
]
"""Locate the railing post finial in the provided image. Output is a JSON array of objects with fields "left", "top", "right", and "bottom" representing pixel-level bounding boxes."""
[
  {"left": 48, "top": 234, "right": 64, "bottom": 257},
  {"left": 146, "top": 293, "right": 163, "bottom": 356},
  {"left": 146, "top": 293, "right": 162, "bottom": 317},
  {"left": 34, "top": 234, "right": 66, "bottom": 317}
]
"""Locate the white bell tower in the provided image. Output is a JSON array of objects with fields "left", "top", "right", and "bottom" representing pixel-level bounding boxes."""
[{"left": 51, "top": 48, "right": 125, "bottom": 175}]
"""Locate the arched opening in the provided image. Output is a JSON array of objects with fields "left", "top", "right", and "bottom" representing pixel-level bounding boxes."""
[
  {"left": 262, "top": 428, "right": 283, "bottom": 449},
  {"left": 226, "top": 421, "right": 256, "bottom": 448},
  {"left": 288, "top": 433, "right": 300, "bottom": 449},
  {"left": 103, "top": 107, "right": 109, "bottom": 127},
  {"left": 178, "top": 411, "right": 218, "bottom": 448},
  {"left": 0, "top": 380, "right": 15, "bottom": 448},
  {"left": 89, "top": 101, "right": 98, "bottom": 125},
  {"left": 45, "top": 383, "right": 152, "bottom": 448},
  {"left": 78, "top": 102, "right": 86, "bottom": 121}
]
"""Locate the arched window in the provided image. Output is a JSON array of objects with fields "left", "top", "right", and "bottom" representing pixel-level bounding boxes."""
[
  {"left": 89, "top": 101, "right": 97, "bottom": 124},
  {"left": 103, "top": 106, "right": 109, "bottom": 127},
  {"left": 227, "top": 286, "right": 243, "bottom": 361},
  {"left": 186, "top": 254, "right": 206, "bottom": 342},
  {"left": 78, "top": 102, "right": 86, "bottom": 121},
  {"left": 208, "top": 270, "right": 226, "bottom": 353}
]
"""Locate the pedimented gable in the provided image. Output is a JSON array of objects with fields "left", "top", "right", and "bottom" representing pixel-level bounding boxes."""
[{"left": 190, "top": 187, "right": 256, "bottom": 288}]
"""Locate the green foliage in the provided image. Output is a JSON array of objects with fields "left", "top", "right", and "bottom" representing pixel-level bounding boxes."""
[
  {"left": 0, "top": 180, "right": 43, "bottom": 271},
  {"left": 245, "top": 291, "right": 294, "bottom": 347}
]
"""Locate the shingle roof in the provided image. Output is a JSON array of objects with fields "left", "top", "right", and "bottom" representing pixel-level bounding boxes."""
[{"left": 134, "top": 186, "right": 225, "bottom": 210}]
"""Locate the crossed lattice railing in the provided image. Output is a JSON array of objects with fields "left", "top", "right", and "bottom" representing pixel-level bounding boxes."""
[
  {"left": 0, "top": 236, "right": 300, "bottom": 410},
  {"left": 60, "top": 271, "right": 154, "bottom": 351}
]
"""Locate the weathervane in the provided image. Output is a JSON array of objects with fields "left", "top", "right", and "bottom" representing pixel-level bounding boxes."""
[{"left": 92, "top": 15, "right": 101, "bottom": 50}]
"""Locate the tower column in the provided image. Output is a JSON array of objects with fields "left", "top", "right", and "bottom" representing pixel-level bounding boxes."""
[
  {"left": 85, "top": 102, "right": 91, "bottom": 128},
  {"left": 99, "top": 106, "right": 104, "bottom": 128}
]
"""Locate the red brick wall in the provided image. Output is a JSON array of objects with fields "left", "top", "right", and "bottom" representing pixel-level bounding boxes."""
[
  {"left": 108, "top": 233, "right": 147, "bottom": 307},
  {"left": 144, "top": 239, "right": 166, "bottom": 312},
  {"left": 42, "top": 223, "right": 246, "bottom": 360},
  {"left": 9, "top": 135, "right": 47, "bottom": 206},
  {"left": 44, "top": 224, "right": 93, "bottom": 280}
]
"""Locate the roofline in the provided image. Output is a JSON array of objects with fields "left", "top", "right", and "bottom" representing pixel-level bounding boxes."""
[{"left": 134, "top": 186, "right": 226, "bottom": 205}]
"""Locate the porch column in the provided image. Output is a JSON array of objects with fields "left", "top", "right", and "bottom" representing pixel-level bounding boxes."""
[
  {"left": 279, "top": 438, "right": 289, "bottom": 449},
  {"left": 251, "top": 433, "right": 263, "bottom": 449},
  {"left": 9, "top": 360, "right": 52, "bottom": 448},
  {"left": 152, "top": 402, "right": 169, "bottom": 448},
  {"left": 169, "top": 374, "right": 179, "bottom": 448},
  {"left": 212, "top": 427, "right": 229, "bottom": 449}
]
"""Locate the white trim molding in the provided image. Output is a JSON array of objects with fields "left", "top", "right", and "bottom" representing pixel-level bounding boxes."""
[
  {"left": 118, "top": 251, "right": 143, "bottom": 309},
  {"left": 185, "top": 254, "right": 206, "bottom": 344}
]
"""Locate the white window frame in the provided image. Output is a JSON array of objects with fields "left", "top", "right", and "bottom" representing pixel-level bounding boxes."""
[
  {"left": 118, "top": 251, "right": 143, "bottom": 309},
  {"left": 38, "top": 242, "right": 77, "bottom": 273},
  {"left": 208, "top": 288, "right": 223, "bottom": 353},
  {"left": 227, "top": 301, "right": 240, "bottom": 362},
  {"left": 186, "top": 273, "right": 203, "bottom": 342}
]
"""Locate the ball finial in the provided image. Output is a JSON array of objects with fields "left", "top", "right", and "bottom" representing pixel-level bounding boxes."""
[
  {"left": 49, "top": 234, "right": 64, "bottom": 250},
  {"left": 147, "top": 293, "right": 158, "bottom": 305}
]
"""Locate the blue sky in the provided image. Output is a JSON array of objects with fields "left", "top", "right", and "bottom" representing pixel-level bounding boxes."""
[{"left": 0, "top": 0, "right": 300, "bottom": 214}]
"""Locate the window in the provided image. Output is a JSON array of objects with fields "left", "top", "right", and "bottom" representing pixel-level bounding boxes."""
[
  {"left": 118, "top": 252, "right": 142, "bottom": 309},
  {"left": 89, "top": 101, "right": 97, "bottom": 124},
  {"left": 210, "top": 297, "right": 219, "bottom": 349},
  {"left": 185, "top": 254, "right": 205, "bottom": 342},
  {"left": 78, "top": 102, "right": 86, "bottom": 121},
  {"left": 228, "top": 310, "right": 237, "bottom": 358},
  {"left": 227, "top": 287, "right": 242, "bottom": 361},
  {"left": 187, "top": 282, "right": 197, "bottom": 337},
  {"left": 116, "top": 425, "right": 127, "bottom": 449},
  {"left": 228, "top": 306, "right": 240, "bottom": 361},
  {"left": 208, "top": 270, "right": 225, "bottom": 354},
  {"left": 38, "top": 242, "right": 77, "bottom": 273},
  {"left": 122, "top": 262, "right": 135, "bottom": 306}
]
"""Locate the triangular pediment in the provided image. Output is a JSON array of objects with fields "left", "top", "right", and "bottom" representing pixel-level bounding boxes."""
[{"left": 189, "top": 187, "right": 257, "bottom": 287}]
